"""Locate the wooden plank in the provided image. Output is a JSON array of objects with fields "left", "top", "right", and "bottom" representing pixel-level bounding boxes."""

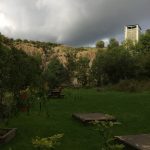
[{"left": 0, "top": 128, "right": 17, "bottom": 144}]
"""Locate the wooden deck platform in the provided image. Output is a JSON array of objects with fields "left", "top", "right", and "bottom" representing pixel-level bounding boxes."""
[
  {"left": 115, "top": 134, "right": 150, "bottom": 150},
  {"left": 72, "top": 113, "right": 116, "bottom": 123}
]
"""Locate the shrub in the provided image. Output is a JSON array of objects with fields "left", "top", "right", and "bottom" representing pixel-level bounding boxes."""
[
  {"left": 32, "top": 133, "right": 64, "bottom": 150},
  {"left": 93, "top": 121, "right": 124, "bottom": 150},
  {"left": 112, "top": 80, "right": 150, "bottom": 92},
  {"left": 112, "top": 80, "right": 138, "bottom": 92},
  {"left": 96, "top": 40, "right": 105, "bottom": 48}
]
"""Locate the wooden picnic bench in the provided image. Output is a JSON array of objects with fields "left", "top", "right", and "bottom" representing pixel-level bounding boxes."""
[{"left": 48, "top": 88, "right": 64, "bottom": 98}]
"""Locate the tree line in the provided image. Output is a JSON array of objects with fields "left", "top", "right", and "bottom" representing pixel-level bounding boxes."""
[
  {"left": 1, "top": 29, "right": 150, "bottom": 101},
  {"left": 0, "top": 43, "right": 41, "bottom": 105},
  {"left": 92, "top": 30, "right": 150, "bottom": 86},
  {"left": 43, "top": 28, "right": 150, "bottom": 88}
]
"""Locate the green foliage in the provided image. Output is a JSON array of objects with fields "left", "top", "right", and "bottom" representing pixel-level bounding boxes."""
[
  {"left": 43, "top": 58, "right": 68, "bottom": 89},
  {"left": 0, "top": 41, "right": 41, "bottom": 117},
  {"left": 8, "top": 47, "right": 41, "bottom": 94},
  {"left": 66, "top": 51, "right": 77, "bottom": 83},
  {"left": 90, "top": 50, "right": 106, "bottom": 86},
  {"left": 0, "top": 33, "right": 13, "bottom": 46},
  {"left": 122, "top": 39, "right": 135, "bottom": 51},
  {"left": 112, "top": 80, "right": 139, "bottom": 92},
  {"left": 146, "top": 29, "right": 150, "bottom": 34},
  {"left": 104, "top": 47, "right": 136, "bottom": 83},
  {"left": 76, "top": 57, "right": 90, "bottom": 86},
  {"left": 134, "top": 53, "right": 150, "bottom": 79},
  {"left": 108, "top": 38, "right": 119, "bottom": 49},
  {"left": 91, "top": 33, "right": 150, "bottom": 87},
  {"left": 91, "top": 47, "right": 137, "bottom": 85},
  {"left": 109, "top": 79, "right": 150, "bottom": 92},
  {"left": 93, "top": 121, "right": 124, "bottom": 150},
  {"left": 136, "top": 31, "right": 150, "bottom": 53},
  {"left": 0, "top": 44, "right": 10, "bottom": 99},
  {"left": 96, "top": 40, "right": 105, "bottom": 48},
  {"left": 15, "top": 39, "right": 22, "bottom": 43},
  {"left": 32, "top": 134, "right": 64, "bottom": 150},
  {"left": 2, "top": 31, "right": 150, "bottom": 91}
]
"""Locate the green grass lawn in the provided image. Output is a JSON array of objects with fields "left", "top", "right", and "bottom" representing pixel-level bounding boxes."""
[{"left": 1, "top": 89, "right": 150, "bottom": 150}]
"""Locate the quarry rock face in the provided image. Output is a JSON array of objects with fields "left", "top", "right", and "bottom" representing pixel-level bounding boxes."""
[
  {"left": 14, "top": 42, "right": 99, "bottom": 67},
  {"left": 15, "top": 42, "right": 44, "bottom": 56}
]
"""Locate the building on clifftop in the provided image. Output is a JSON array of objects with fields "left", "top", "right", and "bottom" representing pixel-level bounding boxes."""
[{"left": 124, "top": 24, "right": 141, "bottom": 42}]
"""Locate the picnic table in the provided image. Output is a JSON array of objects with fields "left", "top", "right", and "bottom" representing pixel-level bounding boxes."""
[{"left": 48, "top": 88, "right": 64, "bottom": 98}]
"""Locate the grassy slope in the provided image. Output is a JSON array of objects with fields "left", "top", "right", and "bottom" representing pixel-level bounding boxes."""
[{"left": 1, "top": 89, "right": 150, "bottom": 150}]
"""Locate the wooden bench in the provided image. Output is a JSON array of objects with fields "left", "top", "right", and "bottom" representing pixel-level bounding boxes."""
[{"left": 48, "top": 88, "right": 64, "bottom": 98}]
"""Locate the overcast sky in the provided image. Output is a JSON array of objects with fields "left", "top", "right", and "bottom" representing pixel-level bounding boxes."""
[{"left": 0, "top": 0, "right": 150, "bottom": 46}]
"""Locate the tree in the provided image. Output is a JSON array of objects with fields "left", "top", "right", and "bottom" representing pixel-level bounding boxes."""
[
  {"left": 66, "top": 51, "right": 77, "bottom": 84},
  {"left": 91, "top": 47, "right": 137, "bottom": 85},
  {"left": 15, "top": 39, "right": 22, "bottom": 43},
  {"left": 146, "top": 29, "right": 150, "bottom": 34},
  {"left": 76, "top": 57, "right": 90, "bottom": 86},
  {"left": 122, "top": 39, "right": 134, "bottom": 51},
  {"left": 96, "top": 40, "right": 105, "bottom": 48},
  {"left": 8, "top": 47, "right": 41, "bottom": 102},
  {"left": 91, "top": 51, "right": 106, "bottom": 86},
  {"left": 104, "top": 47, "right": 136, "bottom": 83},
  {"left": 137, "top": 32, "right": 150, "bottom": 53},
  {"left": 43, "top": 57, "right": 68, "bottom": 89},
  {"left": 0, "top": 33, "right": 13, "bottom": 46},
  {"left": 0, "top": 40, "right": 42, "bottom": 116},
  {"left": 135, "top": 53, "right": 150, "bottom": 79},
  {"left": 108, "top": 38, "right": 119, "bottom": 49},
  {"left": 0, "top": 43, "right": 10, "bottom": 103}
]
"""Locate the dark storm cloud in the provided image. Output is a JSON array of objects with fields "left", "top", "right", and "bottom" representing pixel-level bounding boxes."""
[{"left": 0, "top": 0, "right": 150, "bottom": 46}]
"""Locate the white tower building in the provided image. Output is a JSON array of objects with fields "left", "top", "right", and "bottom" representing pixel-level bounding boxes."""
[{"left": 124, "top": 25, "right": 141, "bottom": 42}]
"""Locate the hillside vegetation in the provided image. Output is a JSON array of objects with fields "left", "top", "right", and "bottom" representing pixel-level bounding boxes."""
[
  {"left": 0, "top": 33, "right": 99, "bottom": 68},
  {"left": 1, "top": 31, "right": 150, "bottom": 90}
]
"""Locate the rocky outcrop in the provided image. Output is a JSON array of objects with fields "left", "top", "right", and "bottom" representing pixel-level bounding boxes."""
[
  {"left": 13, "top": 42, "right": 102, "bottom": 67},
  {"left": 14, "top": 42, "right": 44, "bottom": 56}
]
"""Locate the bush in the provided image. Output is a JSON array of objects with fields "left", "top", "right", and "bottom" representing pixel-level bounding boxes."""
[
  {"left": 32, "top": 134, "right": 64, "bottom": 150},
  {"left": 112, "top": 80, "right": 150, "bottom": 92},
  {"left": 96, "top": 40, "right": 105, "bottom": 48},
  {"left": 93, "top": 121, "right": 124, "bottom": 150},
  {"left": 91, "top": 47, "right": 136, "bottom": 86},
  {"left": 43, "top": 58, "right": 69, "bottom": 89}
]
